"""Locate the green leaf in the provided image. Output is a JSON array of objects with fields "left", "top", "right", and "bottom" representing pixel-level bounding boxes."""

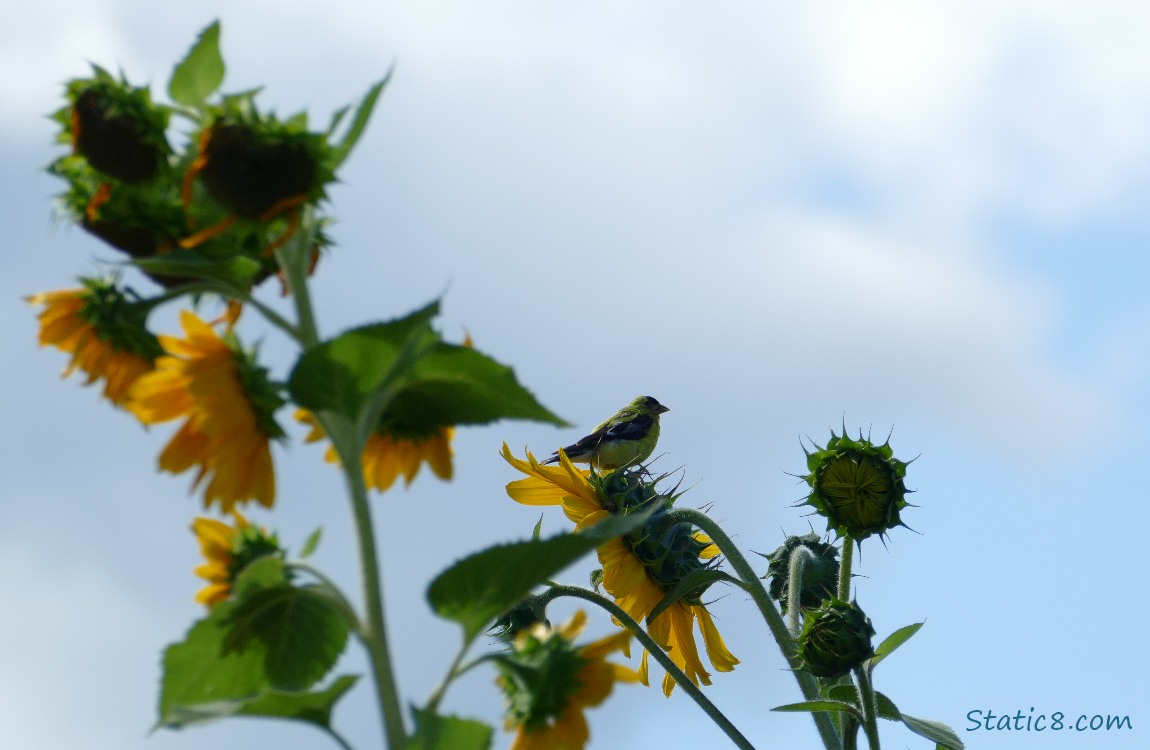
[
  {"left": 407, "top": 708, "right": 492, "bottom": 750},
  {"left": 159, "top": 599, "right": 270, "bottom": 728},
  {"left": 771, "top": 700, "right": 864, "bottom": 721},
  {"left": 299, "top": 528, "right": 323, "bottom": 559},
  {"left": 288, "top": 301, "right": 440, "bottom": 421},
  {"left": 866, "top": 621, "right": 923, "bottom": 672},
  {"left": 133, "top": 250, "right": 262, "bottom": 287},
  {"left": 161, "top": 675, "right": 359, "bottom": 730},
  {"left": 168, "top": 20, "right": 225, "bottom": 108},
  {"left": 428, "top": 509, "right": 656, "bottom": 641},
  {"left": 899, "top": 713, "right": 964, "bottom": 750},
  {"left": 237, "top": 675, "right": 359, "bottom": 726},
  {"left": 330, "top": 72, "right": 392, "bottom": 170},
  {"left": 222, "top": 585, "right": 350, "bottom": 691},
  {"left": 826, "top": 685, "right": 859, "bottom": 705},
  {"left": 647, "top": 569, "right": 743, "bottom": 624},
  {"left": 874, "top": 691, "right": 901, "bottom": 720},
  {"left": 288, "top": 300, "right": 567, "bottom": 433},
  {"left": 232, "top": 554, "right": 289, "bottom": 597}
]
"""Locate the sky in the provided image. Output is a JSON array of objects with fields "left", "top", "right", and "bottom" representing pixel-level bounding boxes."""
[{"left": 2, "top": 2, "right": 1148, "bottom": 749}]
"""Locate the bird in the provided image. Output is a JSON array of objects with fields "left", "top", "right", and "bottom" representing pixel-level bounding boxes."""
[{"left": 543, "top": 396, "right": 669, "bottom": 470}]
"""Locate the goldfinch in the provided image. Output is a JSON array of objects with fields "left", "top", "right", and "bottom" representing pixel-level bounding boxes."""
[{"left": 543, "top": 396, "right": 669, "bottom": 470}]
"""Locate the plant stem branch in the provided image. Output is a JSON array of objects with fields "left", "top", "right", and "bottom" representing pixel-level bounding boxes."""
[
  {"left": 854, "top": 667, "right": 881, "bottom": 750},
  {"left": 542, "top": 585, "right": 757, "bottom": 750},
  {"left": 668, "top": 508, "right": 842, "bottom": 750},
  {"left": 837, "top": 538, "right": 854, "bottom": 602}
]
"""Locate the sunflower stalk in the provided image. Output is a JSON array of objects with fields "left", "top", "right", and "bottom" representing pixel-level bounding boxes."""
[
  {"left": 542, "top": 585, "right": 757, "bottom": 750},
  {"left": 787, "top": 544, "right": 819, "bottom": 634},
  {"left": 667, "top": 508, "right": 842, "bottom": 750},
  {"left": 853, "top": 666, "right": 881, "bottom": 750},
  {"left": 279, "top": 211, "right": 406, "bottom": 748},
  {"left": 837, "top": 536, "right": 854, "bottom": 602}
]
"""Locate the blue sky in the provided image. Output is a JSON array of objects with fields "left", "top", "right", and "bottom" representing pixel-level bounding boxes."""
[{"left": 2, "top": 3, "right": 1147, "bottom": 749}]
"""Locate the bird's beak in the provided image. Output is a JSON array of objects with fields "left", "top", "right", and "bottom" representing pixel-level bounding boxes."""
[{"left": 656, "top": 404, "right": 670, "bottom": 414}]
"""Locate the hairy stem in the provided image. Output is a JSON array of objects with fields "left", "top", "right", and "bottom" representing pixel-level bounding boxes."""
[{"left": 668, "top": 508, "right": 842, "bottom": 750}]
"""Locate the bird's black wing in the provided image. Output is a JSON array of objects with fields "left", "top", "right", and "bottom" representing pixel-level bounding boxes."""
[{"left": 602, "top": 413, "right": 653, "bottom": 443}]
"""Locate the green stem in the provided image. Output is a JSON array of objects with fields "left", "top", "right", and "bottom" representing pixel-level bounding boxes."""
[
  {"left": 853, "top": 668, "right": 881, "bottom": 750},
  {"left": 325, "top": 726, "right": 358, "bottom": 750},
  {"left": 137, "top": 281, "right": 301, "bottom": 341},
  {"left": 280, "top": 212, "right": 405, "bottom": 747},
  {"left": 329, "top": 426, "right": 407, "bottom": 749},
  {"left": 424, "top": 639, "right": 473, "bottom": 715},
  {"left": 837, "top": 538, "right": 854, "bottom": 602},
  {"left": 787, "top": 545, "right": 818, "bottom": 634},
  {"left": 541, "top": 585, "right": 757, "bottom": 750},
  {"left": 668, "top": 509, "right": 842, "bottom": 750}
]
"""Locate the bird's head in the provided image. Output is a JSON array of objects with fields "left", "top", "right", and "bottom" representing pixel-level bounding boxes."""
[{"left": 630, "top": 395, "right": 669, "bottom": 415}]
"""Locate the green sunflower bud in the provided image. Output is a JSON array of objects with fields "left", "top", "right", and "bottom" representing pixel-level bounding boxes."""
[
  {"left": 494, "top": 627, "right": 586, "bottom": 733},
  {"left": 764, "top": 533, "right": 839, "bottom": 613},
  {"left": 58, "top": 67, "right": 172, "bottom": 183},
  {"left": 491, "top": 598, "right": 550, "bottom": 640},
  {"left": 796, "top": 598, "right": 876, "bottom": 679},
  {"left": 800, "top": 428, "right": 912, "bottom": 542}
]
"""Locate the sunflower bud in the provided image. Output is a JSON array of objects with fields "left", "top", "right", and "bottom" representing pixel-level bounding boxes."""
[
  {"left": 796, "top": 598, "right": 876, "bottom": 679},
  {"left": 491, "top": 598, "right": 550, "bottom": 640},
  {"left": 60, "top": 70, "right": 171, "bottom": 183},
  {"left": 196, "top": 120, "right": 325, "bottom": 219},
  {"left": 764, "top": 533, "right": 839, "bottom": 613},
  {"left": 800, "top": 428, "right": 912, "bottom": 542}
]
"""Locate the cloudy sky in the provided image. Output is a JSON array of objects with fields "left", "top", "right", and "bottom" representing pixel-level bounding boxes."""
[{"left": 3, "top": 2, "right": 1147, "bottom": 749}]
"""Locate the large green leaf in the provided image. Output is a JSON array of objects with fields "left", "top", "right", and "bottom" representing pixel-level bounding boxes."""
[
  {"left": 160, "top": 675, "right": 358, "bottom": 730},
  {"left": 407, "top": 708, "right": 492, "bottom": 750},
  {"left": 158, "top": 598, "right": 270, "bottom": 727},
  {"left": 289, "top": 300, "right": 566, "bottom": 432},
  {"left": 222, "top": 585, "right": 350, "bottom": 691},
  {"left": 771, "top": 700, "right": 863, "bottom": 721},
  {"left": 288, "top": 302, "right": 440, "bottom": 421},
  {"left": 428, "top": 509, "right": 655, "bottom": 640},
  {"left": 168, "top": 21, "right": 225, "bottom": 108}
]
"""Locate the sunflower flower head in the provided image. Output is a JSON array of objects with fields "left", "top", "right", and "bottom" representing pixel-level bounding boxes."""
[
  {"left": 191, "top": 512, "right": 282, "bottom": 608},
  {"left": 495, "top": 610, "right": 639, "bottom": 750},
  {"left": 296, "top": 409, "right": 454, "bottom": 494},
  {"left": 800, "top": 427, "right": 913, "bottom": 543},
  {"left": 29, "top": 278, "right": 162, "bottom": 406},
  {"left": 128, "top": 310, "right": 285, "bottom": 511},
  {"left": 502, "top": 447, "right": 740, "bottom": 696}
]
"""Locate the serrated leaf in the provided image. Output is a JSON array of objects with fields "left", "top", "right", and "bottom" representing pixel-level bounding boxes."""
[
  {"left": 866, "top": 621, "right": 923, "bottom": 673},
  {"left": 222, "top": 586, "right": 349, "bottom": 691},
  {"left": 428, "top": 508, "right": 656, "bottom": 641},
  {"left": 299, "top": 527, "right": 323, "bottom": 559},
  {"left": 647, "top": 569, "right": 743, "bottom": 624},
  {"left": 161, "top": 675, "right": 359, "bottom": 730},
  {"left": 771, "top": 700, "right": 864, "bottom": 720},
  {"left": 168, "top": 21, "right": 225, "bottom": 108},
  {"left": 288, "top": 300, "right": 566, "bottom": 432},
  {"left": 158, "top": 599, "right": 269, "bottom": 728},
  {"left": 288, "top": 302, "right": 440, "bottom": 421},
  {"left": 874, "top": 691, "right": 901, "bottom": 720},
  {"left": 133, "top": 251, "right": 262, "bottom": 286},
  {"left": 237, "top": 675, "right": 359, "bottom": 726},
  {"left": 408, "top": 708, "right": 492, "bottom": 750},
  {"left": 330, "top": 72, "right": 392, "bottom": 170},
  {"left": 900, "top": 713, "right": 964, "bottom": 749},
  {"left": 827, "top": 685, "right": 859, "bottom": 705}
]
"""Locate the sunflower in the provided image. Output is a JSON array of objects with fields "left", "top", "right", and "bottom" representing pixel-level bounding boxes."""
[
  {"left": 28, "top": 281, "right": 161, "bottom": 407},
  {"left": 497, "top": 610, "right": 640, "bottom": 750},
  {"left": 128, "top": 310, "right": 284, "bottom": 511},
  {"left": 296, "top": 409, "right": 454, "bottom": 493},
  {"left": 191, "top": 512, "right": 281, "bottom": 608},
  {"left": 501, "top": 445, "right": 739, "bottom": 696}
]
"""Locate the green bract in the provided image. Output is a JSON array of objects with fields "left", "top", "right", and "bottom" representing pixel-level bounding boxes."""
[
  {"left": 494, "top": 629, "right": 586, "bottom": 733},
  {"left": 797, "top": 598, "right": 876, "bottom": 679},
  {"left": 800, "top": 429, "right": 912, "bottom": 542}
]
